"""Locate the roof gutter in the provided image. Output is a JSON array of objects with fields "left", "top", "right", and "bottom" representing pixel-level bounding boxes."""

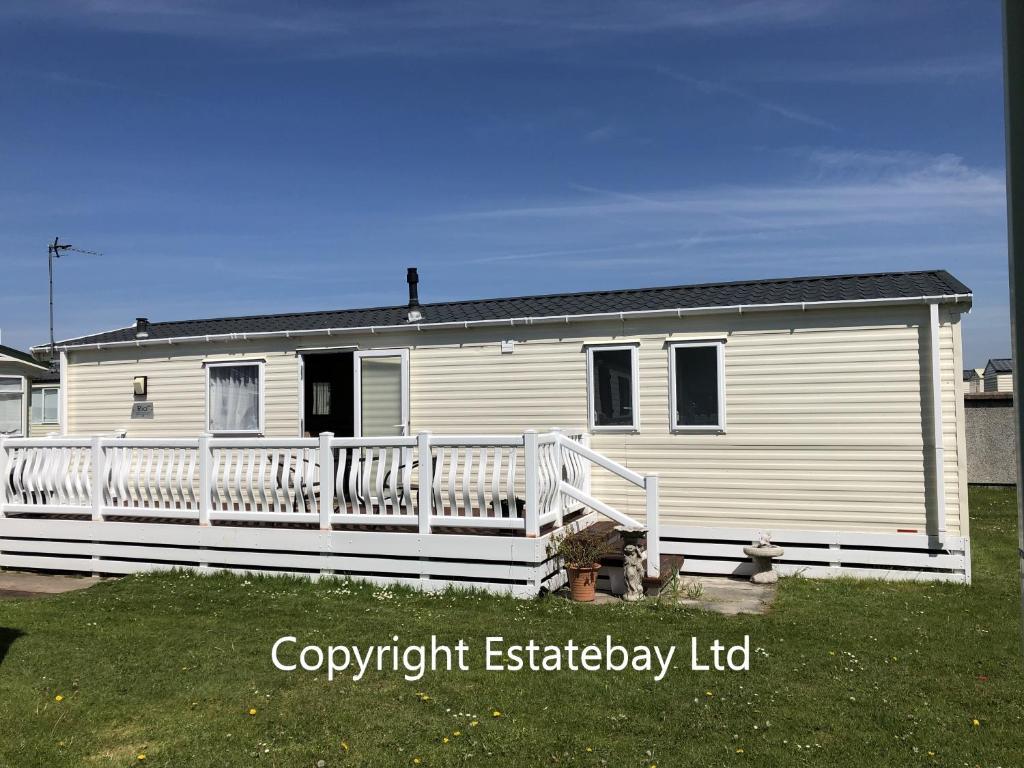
[{"left": 37, "top": 292, "right": 973, "bottom": 353}]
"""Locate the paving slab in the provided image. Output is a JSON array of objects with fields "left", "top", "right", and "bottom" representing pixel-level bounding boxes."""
[
  {"left": 0, "top": 571, "right": 104, "bottom": 600},
  {"left": 553, "top": 575, "right": 776, "bottom": 614},
  {"left": 670, "top": 576, "right": 776, "bottom": 615}
]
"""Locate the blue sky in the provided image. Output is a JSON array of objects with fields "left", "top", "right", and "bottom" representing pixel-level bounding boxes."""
[{"left": 0, "top": 1, "right": 1008, "bottom": 366}]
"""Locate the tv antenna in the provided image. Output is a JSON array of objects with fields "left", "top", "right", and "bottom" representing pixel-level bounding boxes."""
[{"left": 48, "top": 237, "right": 103, "bottom": 362}]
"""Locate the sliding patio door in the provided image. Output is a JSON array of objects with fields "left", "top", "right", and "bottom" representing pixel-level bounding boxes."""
[{"left": 353, "top": 350, "right": 409, "bottom": 437}]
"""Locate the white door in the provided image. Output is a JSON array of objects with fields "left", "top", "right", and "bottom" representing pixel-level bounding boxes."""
[{"left": 353, "top": 350, "right": 409, "bottom": 437}]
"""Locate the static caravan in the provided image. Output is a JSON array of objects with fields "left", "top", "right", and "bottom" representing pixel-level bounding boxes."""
[
  {"left": 1, "top": 269, "right": 973, "bottom": 590},
  {"left": 983, "top": 358, "right": 1014, "bottom": 393},
  {"left": 0, "top": 345, "right": 61, "bottom": 438},
  {"left": 963, "top": 368, "right": 984, "bottom": 394}
]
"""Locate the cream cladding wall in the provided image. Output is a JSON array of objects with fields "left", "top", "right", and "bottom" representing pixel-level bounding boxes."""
[{"left": 64, "top": 304, "right": 967, "bottom": 537}]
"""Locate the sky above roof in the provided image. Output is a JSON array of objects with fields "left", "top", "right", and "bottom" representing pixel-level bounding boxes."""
[{"left": 0, "top": 0, "right": 1008, "bottom": 366}]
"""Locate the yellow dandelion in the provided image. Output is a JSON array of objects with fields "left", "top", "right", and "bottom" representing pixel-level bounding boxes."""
[
  {"left": 137, "top": 755, "right": 146, "bottom": 762},
  {"left": 585, "top": 746, "right": 593, "bottom": 752},
  {"left": 704, "top": 691, "right": 713, "bottom": 697},
  {"left": 736, "top": 748, "right": 745, "bottom": 754},
  {"left": 412, "top": 759, "right": 421, "bottom": 765},
  {"left": 928, "top": 752, "right": 935, "bottom": 757},
  {"left": 492, "top": 709, "right": 502, "bottom": 717},
  {"left": 972, "top": 719, "right": 980, "bottom": 727},
  {"left": 54, "top": 694, "right": 64, "bottom": 702},
  {"left": 442, "top": 737, "right": 449, "bottom": 744},
  {"left": 248, "top": 708, "right": 257, "bottom": 716},
  {"left": 341, "top": 741, "right": 349, "bottom": 752},
  {"left": 470, "top": 720, "right": 479, "bottom": 727},
  {"left": 452, "top": 731, "right": 461, "bottom": 737}
]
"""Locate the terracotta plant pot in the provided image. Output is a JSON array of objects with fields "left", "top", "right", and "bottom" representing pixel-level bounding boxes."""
[{"left": 567, "top": 564, "right": 601, "bottom": 602}]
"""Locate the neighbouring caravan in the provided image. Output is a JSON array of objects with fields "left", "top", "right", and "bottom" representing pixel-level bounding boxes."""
[
  {"left": 984, "top": 358, "right": 1014, "bottom": 393},
  {"left": 963, "top": 368, "right": 984, "bottom": 394},
  {"left": 0, "top": 345, "right": 61, "bottom": 438},
  {"left": 1, "top": 269, "right": 973, "bottom": 589}
]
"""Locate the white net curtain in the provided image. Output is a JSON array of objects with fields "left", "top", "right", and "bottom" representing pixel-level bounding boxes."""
[{"left": 208, "top": 364, "right": 260, "bottom": 433}]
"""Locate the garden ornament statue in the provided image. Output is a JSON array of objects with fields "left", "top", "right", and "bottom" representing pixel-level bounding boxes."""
[
  {"left": 622, "top": 544, "right": 646, "bottom": 601},
  {"left": 743, "top": 532, "right": 784, "bottom": 584}
]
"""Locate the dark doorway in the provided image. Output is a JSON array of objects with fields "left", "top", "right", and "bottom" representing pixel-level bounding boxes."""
[{"left": 302, "top": 352, "right": 354, "bottom": 437}]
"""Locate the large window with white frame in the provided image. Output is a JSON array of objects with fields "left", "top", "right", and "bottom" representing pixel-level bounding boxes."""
[
  {"left": 31, "top": 385, "right": 60, "bottom": 425},
  {"left": 206, "top": 361, "right": 264, "bottom": 435},
  {"left": 669, "top": 341, "right": 725, "bottom": 431},
  {"left": 0, "top": 376, "right": 25, "bottom": 436},
  {"left": 587, "top": 345, "right": 639, "bottom": 431}
]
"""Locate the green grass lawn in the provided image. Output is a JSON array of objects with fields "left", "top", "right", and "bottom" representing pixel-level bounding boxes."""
[{"left": 1, "top": 488, "right": 1022, "bottom": 767}]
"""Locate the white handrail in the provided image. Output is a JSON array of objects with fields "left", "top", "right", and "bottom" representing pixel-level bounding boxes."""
[
  {"left": 104, "top": 438, "right": 199, "bottom": 448},
  {"left": 3, "top": 437, "right": 93, "bottom": 448},
  {"left": 559, "top": 483, "right": 640, "bottom": 529},
  {"left": 555, "top": 432, "right": 660, "bottom": 579},
  {"left": 556, "top": 435, "right": 645, "bottom": 487},
  {"left": 0, "top": 430, "right": 660, "bottom": 576}
]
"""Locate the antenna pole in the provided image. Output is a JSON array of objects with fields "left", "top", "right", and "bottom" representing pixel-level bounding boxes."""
[
  {"left": 45, "top": 237, "right": 100, "bottom": 364},
  {"left": 48, "top": 237, "right": 57, "bottom": 361}
]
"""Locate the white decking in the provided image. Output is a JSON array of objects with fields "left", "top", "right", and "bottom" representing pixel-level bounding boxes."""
[
  {"left": 0, "top": 429, "right": 970, "bottom": 589},
  {"left": 0, "top": 430, "right": 659, "bottom": 595}
]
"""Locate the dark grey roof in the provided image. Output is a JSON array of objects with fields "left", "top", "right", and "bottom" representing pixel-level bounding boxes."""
[
  {"left": 48, "top": 269, "right": 971, "bottom": 348},
  {"left": 987, "top": 358, "right": 1013, "bottom": 373},
  {"left": 963, "top": 369, "right": 976, "bottom": 381},
  {"left": 0, "top": 344, "right": 47, "bottom": 369},
  {"left": 31, "top": 366, "right": 61, "bottom": 383}
]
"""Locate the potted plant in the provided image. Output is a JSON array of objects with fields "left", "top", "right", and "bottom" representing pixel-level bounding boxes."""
[{"left": 550, "top": 528, "right": 613, "bottom": 602}]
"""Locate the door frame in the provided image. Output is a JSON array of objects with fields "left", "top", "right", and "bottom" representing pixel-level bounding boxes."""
[{"left": 353, "top": 348, "right": 410, "bottom": 437}]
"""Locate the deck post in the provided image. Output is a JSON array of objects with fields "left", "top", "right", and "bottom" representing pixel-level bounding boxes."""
[
  {"left": 417, "top": 431, "right": 432, "bottom": 535},
  {"left": 524, "top": 430, "right": 539, "bottom": 537},
  {"left": 197, "top": 433, "right": 212, "bottom": 527},
  {"left": 0, "top": 436, "right": 7, "bottom": 517},
  {"left": 90, "top": 436, "right": 105, "bottom": 577},
  {"left": 551, "top": 428, "right": 564, "bottom": 528},
  {"left": 318, "top": 432, "right": 334, "bottom": 531},
  {"left": 645, "top": 474, "right": 660, "bottom": 579},
  {"left": 90, "top": 436, "right": 105, "bottom": 522}
]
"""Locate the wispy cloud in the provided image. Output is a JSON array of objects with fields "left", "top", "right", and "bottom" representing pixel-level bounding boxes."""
[
  {"left": 583, "top": 124, "right": 618, "bottom": 144},
  {"left": 742, "top": 54, "right": 1001, "bottom": 84},
  {"left": 439, "top": 150, "right": 1002, "bottom": 227},
  {"left": 2, "top": 0, "right": 846, "bottom": 55},
  {"left": 655, "top": 67, "right": 838, "bottom": 131},
  {"left": 431, "top": 148, "right": 1006, "bottom": 306}
]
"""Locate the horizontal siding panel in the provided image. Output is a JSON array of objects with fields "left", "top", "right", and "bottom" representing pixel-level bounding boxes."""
[{"left": 63, "top": 306, "right": 965, "bottom": 537}]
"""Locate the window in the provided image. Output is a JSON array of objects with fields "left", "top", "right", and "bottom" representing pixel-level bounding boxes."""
[
  {"left": 587, "top": 345, "right": 639, "bottom": 431},
  {"left": 0, "top": 376, "right": 25, "bottom": 436},
  {"left": 31, "top": 386, "right": 60, "bottom": 424},
  {"left": 206, "top": 362, "right": 263, "bottom": 434},
  {"left": 670, "top": 342, "right": 725, "bottom": 431}
]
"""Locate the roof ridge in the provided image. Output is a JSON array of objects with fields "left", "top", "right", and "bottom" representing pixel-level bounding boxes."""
[
  {"left": 42, "top": 268, "right": 972, "bottom": 349},
  {"left": 83, "top": 268, "right": 963, "bottom": 331}
]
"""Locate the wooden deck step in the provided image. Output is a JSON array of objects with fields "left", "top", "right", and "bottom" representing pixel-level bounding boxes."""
[
  {"left": 582, "top": 520, "right": 685, "bottom": 595},
  {"left": 643, "top": 554, "right": 686, "bottom": 595}
]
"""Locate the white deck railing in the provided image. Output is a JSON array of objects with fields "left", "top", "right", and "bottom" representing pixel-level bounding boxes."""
[{"left": 0, "top": 430, "right": 658, "bottom": 573}]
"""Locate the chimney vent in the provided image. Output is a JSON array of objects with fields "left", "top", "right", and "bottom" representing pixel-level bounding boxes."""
[
  {"left": 135, "top": 317, "right": 150, "bottom": 338},
  {"left": 406, "top": 267, "right": 423, "bottom": 322},
  {"left": 406, "top": 267, "right": 420, "bottom": 307}
]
